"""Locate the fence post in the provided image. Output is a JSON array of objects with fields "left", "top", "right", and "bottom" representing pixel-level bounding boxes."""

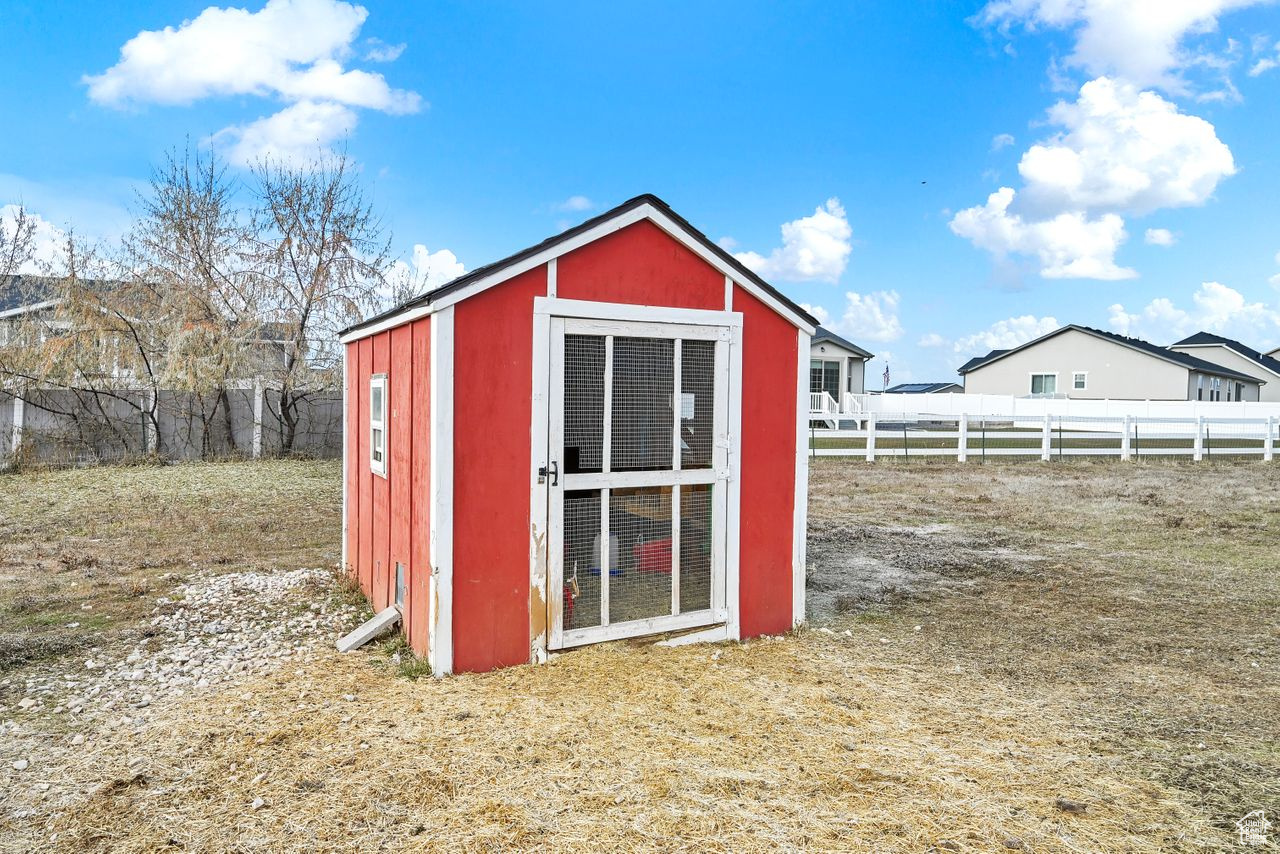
[
  {"left": 1121, "top": 415, "right": 1131, "bottom": 461},
  {"left": 1041, "top": 414, "right": 1052, "bottom": 462},
  {"left": 1193, "top": 415, "right": 1204, "bottom": 462},
  {"left": 143, "top": 390, "right": 157, "bottom": 454},
  {"left": 1266, "top": 416, "right": 1275, "bottom": 462},
  {"left": 866, "top": 412, "right": 876, "bottom": 463},
  {"left": 10, "top": 394, "right": 24, "bottom": 457},
  {"left": 957, "top": 414, "right": 968, "bottom": 462},
  {"left": 252, "top": 379, "right": 264, "bottom": 459}
]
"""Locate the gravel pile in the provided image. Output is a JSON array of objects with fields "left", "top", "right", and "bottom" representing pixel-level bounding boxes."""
[{"left": 0, "top": 568, "right": 362, "bottom": 736}]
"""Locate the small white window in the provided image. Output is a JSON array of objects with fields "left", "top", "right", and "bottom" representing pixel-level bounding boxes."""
[
  {"left": 370, "top": 374, "right": 387, "bottom": 477},
  {"left": 1030, "top": 373, "right": 1057, "bottom": 395},
  {"left": 1073, "top": 372, "right": 1087, "bottom": 390}
]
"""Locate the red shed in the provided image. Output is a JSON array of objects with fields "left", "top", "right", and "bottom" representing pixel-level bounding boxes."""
[{"left": 339, "top": 195, "right": 815, "bottom": 674}]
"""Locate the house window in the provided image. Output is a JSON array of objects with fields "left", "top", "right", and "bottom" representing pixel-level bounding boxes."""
[
  {"left": 370, "top": 374, "right": 387, "bottom": 477},
  {"left": 1211, "top": 377, "right": 1221, "bottom": 401},
  {"left": 1030, "top": 373, "right": 1057, "bottom": 395},
  {"left": 809, "top": 359, "right": 841, "bottom": 400},
  {"left": 1072, "top": 372, "right": 1087, "bottom": 390},
  {"left": 1236, "top": 382, "right": 1244, "bottom": 401},
  {"left": 1197, "top": 375, "right": 1204, "bottom": 401}
]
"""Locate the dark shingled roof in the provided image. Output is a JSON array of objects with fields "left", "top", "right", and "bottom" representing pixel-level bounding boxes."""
[
  {"left": 885, "top": 381, "right": 964, "bottom": 394},
  {"left": 340, "top": 194, "right": 819, "bottom": 337},
  {"left": 957, "top": 325, "right": 1265, "bottom": 384},
  {"left": 1172, "top": 331, "right": 1280, "bottom": 378},
  {"left": 813, "top": 326, "right": 873, "bottom": 359},
  {"left": 0, "top": 275, "right": 57, "bottom": 314}
]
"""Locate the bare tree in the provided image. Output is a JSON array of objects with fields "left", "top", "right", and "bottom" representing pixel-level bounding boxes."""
[
  {"left": 0, "top": 204, "right": 36, "bottom": 279},
  {"left": 128, "top": 144, "right": 259, "bottom": 456},
  {"left": 250, "top": 151, "right": 390, "bottom": 453}
]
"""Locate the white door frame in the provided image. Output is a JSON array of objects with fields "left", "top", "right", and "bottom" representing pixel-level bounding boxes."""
[{"left": 529, "top": 298, "right": 742, "bottom": 661}]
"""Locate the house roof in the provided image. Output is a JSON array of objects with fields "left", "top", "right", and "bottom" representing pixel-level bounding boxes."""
[
  {"left": 0, "top": 275, "right": 58, "bottom": 315},
  {"left": 1171, "top": 331, "right": 1280, "bottom": 379},
  {"left": 957, "top": 324, "right": 1266, "bottom": 384},
  {"left": 340, "top": 194, "right": 819, "bottom": 340},
  {"left": 885, "top": 381, "right": 963, "bottom": 394},
  {"left": 812, "top": 326, "right": 873, "bottom": 359}
]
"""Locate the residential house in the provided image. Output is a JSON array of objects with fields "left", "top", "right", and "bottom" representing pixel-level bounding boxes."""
[
  {"left": 809, "top": 327, "right": 872, "bottom": 407},
  {"left": 1170, "top": 332, "right": 1280, "bottom": 402},
  {"left": 959, "top": 324, "right": 1264, "bottom": 401}
]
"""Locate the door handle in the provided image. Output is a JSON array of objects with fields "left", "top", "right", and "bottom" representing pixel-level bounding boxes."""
[{"left": 538, "top": 461, "right": 559, "bottom": 486}]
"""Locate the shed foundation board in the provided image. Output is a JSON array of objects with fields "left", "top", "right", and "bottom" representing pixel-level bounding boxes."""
[{"left": 336, "top": 605, "right": 402, "bottom": 652}]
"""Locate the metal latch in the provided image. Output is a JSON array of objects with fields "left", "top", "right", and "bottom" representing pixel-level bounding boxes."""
[{"left": 537, "top": 461, "right": 559, "bottom": 486}]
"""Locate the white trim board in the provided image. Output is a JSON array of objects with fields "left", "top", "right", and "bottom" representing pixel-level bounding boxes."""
[
  {"left": 339, "top": 202, "right": 814, "bottom": 345},
  {"left": 793, "top": 329, "right": 810, "bottom": 628},
  {"left": 428, "top": 306, "right": 455, "bottom": 676}
]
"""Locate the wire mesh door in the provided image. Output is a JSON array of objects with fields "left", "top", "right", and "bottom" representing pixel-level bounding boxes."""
[{"left": 546, "top": 317, "right": 730, "bottom": 649}]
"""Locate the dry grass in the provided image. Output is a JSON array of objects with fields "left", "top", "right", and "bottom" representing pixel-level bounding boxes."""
[
  {"left": 0, "top": 459, "right": 339, "bottom": 672},
  {"left": 1, "top": 457, "right": 1277, "bottom": 852}
]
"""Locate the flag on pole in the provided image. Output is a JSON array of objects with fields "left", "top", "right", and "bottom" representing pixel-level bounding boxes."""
[{"left": 882, "top": 363, "right": 890, "bottom": 390}]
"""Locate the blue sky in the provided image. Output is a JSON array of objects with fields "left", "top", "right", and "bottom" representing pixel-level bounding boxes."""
[{"left": 3, "top": 1, "right": 1280, "bottom": 383}]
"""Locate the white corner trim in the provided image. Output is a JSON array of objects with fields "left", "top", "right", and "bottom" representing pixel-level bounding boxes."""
[
  {"left": 428, "top": 306, "right": 455, "bottom": 676},
  {"left": 341, "top": 346, "right": 349, "bottom": 574},
  {"left": 546, "top": 258, "right": 557, "bottom": 298},
  {"left": 725, "top": 323, "right": 744, "bottom": 641},
  {"left": 793, "top": 329, "right": 810, "bottom": 628},
  {"left": 724, "top": 275, "right": 734, "bottom": 312},
  {"left": 339, "top": 202, "right": 815, "bottom": 345}
]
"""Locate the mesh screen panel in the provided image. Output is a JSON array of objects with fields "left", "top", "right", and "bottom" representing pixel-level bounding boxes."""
[
  {"left": 611, "top": 337, "right": 673, "bottom": 472},
  {"left": 563, "top": 335, "right": 605, "bottom": 473},
  {"left": 680, "top": 339, "right": 715, "bottom": 469},
  {"left": 608, "top": 486, "right": 673, "bottom": 624},
  {"left": 679, "top": 484, "right": 713, "bottom": 613},
  {"left": 562, "top": 490, "right": 602, "bottom": 630}
]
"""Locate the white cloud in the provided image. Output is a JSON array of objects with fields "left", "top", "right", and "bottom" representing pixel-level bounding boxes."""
[
  {"left": 950, "top": 186, "right": 1136, "bottom": 280},
  {"left": 364, "top": 38, "right": 406, "bottom": 63},
  {"left": 1, "top": 204, "right": 69, "bottom": 274},
  {"left": 918, "top": 332, "right": 948, "bottom": 348},
  {"left": 799, "top": 303, "right": 830, "bottom": 326},
  {"left": 1109, "top": 281, "right": 1280, "bottom": 341},
  {"left": 954, "top": 314, "right": 1060, "bottom": 355},
  {"left": 733, "top": 198, "right": 852, "bottom": 283},
  {"left": 1250, "top": 56, "right": 1279, "bottom": 75},
  {"left": 832, "top": 290, "right": 902, "bottom": 343},
  {"left": 387, "top": 244, "right": 466, "bottom": 300},
  {"left": 991, "top": 132, "right": 1016, "bottom": 151},
  {"left": 1017, "top": 78, "right": 1235, "bottom": 216},
  {"left": 85, "top": 0, "right": 420, "bottom": 165},
  {"left": 977, "top": 0, "right": 1266, "bottom": 94},
  {"left": 215, "top": 100, "right": 358, "bottom": 166},
  {"left": 950, "top": 77, "right": 1234, "bottom": 279},
  {"left": 1144, "top": 227, "right": 1176, "bottom": 247},
  {"left": 555, "top": 195, "right": 594, "bottom": 213}
]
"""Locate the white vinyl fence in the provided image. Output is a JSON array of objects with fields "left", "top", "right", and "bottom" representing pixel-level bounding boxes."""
[{"left": 810, "top": 412, "right": 1279, "bottom": 462}]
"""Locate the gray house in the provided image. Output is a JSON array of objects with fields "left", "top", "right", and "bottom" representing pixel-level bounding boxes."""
[
  {"left": 810, "top": 326, "right": 873, "bottom": 400},
  {"left": 885, "top": 381, "right": 964, "bottom": 394},
  {"left": 959, "top": 324, "right": 1264, "bottom": 401},
  {"left": 1170, "top": 332, "right": 1280, "bottom": 402}
]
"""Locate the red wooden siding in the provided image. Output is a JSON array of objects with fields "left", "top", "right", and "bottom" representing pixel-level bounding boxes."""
[
  {"left": 451, "top": 267, "right": 546, "bottom": 672},
  {"left": 556, "top": 220, "right": 724, "bottom": 310},
  {"left": 344, "top": 345, "right": 359, "bottom": 577},
  {"left": 732, "top": 285, "right": 798, "bottom": 638},
  {"left": 388, "top": 325, "right": 413, "bottom": 618},
  {"left": 357, "top": 337, "right": 373, "bottom": 598},
  {"left": 408, "top": 319, "right": 431, "bottom": 655}
]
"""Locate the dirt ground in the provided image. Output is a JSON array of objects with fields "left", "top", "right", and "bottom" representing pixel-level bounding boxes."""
[{"left": 1, "top": 458, "right": 1277, "bottom": 852}]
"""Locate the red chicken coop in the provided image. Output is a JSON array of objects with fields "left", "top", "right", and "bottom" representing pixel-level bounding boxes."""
[{"left": 339, "top": 195, "right": 815, "bottom": 674}]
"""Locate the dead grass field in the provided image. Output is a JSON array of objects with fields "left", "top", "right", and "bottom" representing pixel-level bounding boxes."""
[{"left": 1, "top": 458, "right": 1277, "bottom": 852}]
